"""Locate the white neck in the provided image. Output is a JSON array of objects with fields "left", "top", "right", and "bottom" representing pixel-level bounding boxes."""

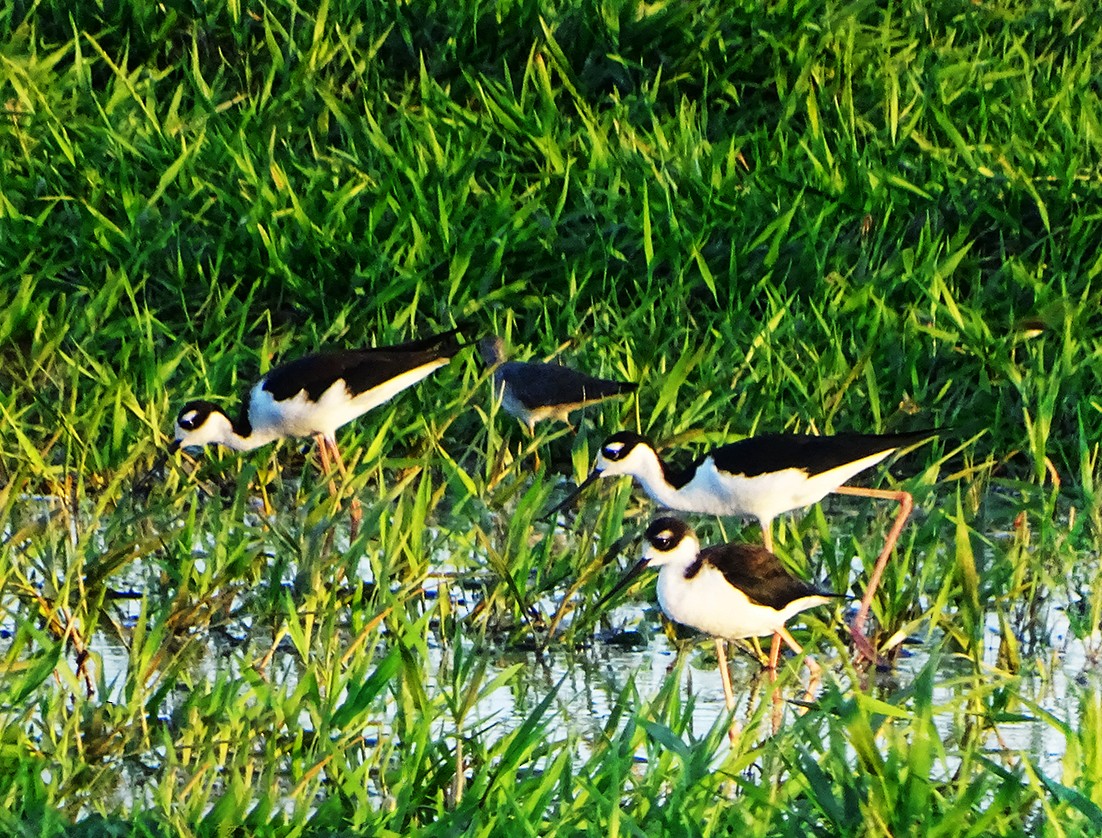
[
  {"left": 603, "top": 446, "right": 685, "bottom": 508},
  {"left": 177, "top": 411, "right": 283, "bottom": 452},
  {"left": 636, "top": 459, "right": 685, "bottom": 508},
  {"left": 221, "top": 427, "right": 282, "bottom": 451}
]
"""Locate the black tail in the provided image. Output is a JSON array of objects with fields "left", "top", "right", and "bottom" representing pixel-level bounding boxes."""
[
  {"left": 873, "top": 427, "right": 944, "bottom": 450},
  {"left": 581, "top": 377, "right": 637, "bottom": 401},
  {"left": 395, "top": 325, "right": 469, "bottom": 358}
]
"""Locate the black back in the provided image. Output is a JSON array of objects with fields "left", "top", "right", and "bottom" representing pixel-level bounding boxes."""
[
  {"left": 500, "top": 361, "right": 636, "bottom": 409},
  {"left": 688, "top": 542, "right": 834, "bottom": 610},
  {"left": 707, "top": 430, "right": 937, "bottom": 479},
  {"left": 261, "top": 328, "right": 462, "bottom": 402}
]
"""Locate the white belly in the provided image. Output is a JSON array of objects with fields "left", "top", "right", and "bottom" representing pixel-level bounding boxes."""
[
  {"left": 656, "top": 564, "right": 829, "bottom": 640},
  {"left": 663, "top": 452, "right": 894, "bottom": 524}
]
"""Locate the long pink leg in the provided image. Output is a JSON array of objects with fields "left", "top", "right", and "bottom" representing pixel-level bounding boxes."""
[
  {"left": 326, "top": 438, "right": 361, "bottom": 540},
  {"left": 766, "top": 627, "right": 822, "bottom": 729},
  {"left": 760, "top": 523, "right": 774, "bottom": 554},
  {"left": 779, "top": 627, "right": 821, "bottom": 702},
  {"left": 767, "top": 632, "right": 782, "bottom": 733},
  {"left": 759, "top": 525, "right": 783, "bottom": 667},
  {"left": 315, "top": 433, "right": 337, "bottom": 493},
  {"left": 314, "top": 434, "right": 350, "bottom": 536},
  {"left": 767, "top": 631, "right": 782, "bottom": 671},
  {"left": 714, "top": 639, "right": 739, "bottom": 745},
  {"left": 524, "top": 419, "right": 544, "bottom": 472},
  {"left": 832, "top": 485, "right": 914, "bottom": 662}
]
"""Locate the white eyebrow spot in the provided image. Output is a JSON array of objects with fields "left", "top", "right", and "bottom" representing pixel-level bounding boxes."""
[
  {"left": 180, "top": 410, "right": 199, "bottom": 425},
  {"left": 606, "top": 442, "right": 625, "bottom": 455}
]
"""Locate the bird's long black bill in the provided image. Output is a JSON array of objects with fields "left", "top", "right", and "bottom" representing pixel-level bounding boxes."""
[
  {"left": 133, "top": 440, "right": 180, "bottom": 496},
  {"left": 541, "top": 469, "right": 602, "bottom": 522},
  {"left": 596, "top": 556, "right": 651, "bottom": 612}
]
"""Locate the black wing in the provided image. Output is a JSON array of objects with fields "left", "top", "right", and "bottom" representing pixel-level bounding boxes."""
[
  {"left": 262, "top": 328, "right": 462, "bottom": 402},
  {"left": 689, "top": 542, "right": 833, "bottom": 610},
  {"left": 498, "top": 361, "right": 636, "bottom": 410},
  {"left": 710, "top": 430, "right": 937, "bottom": 478}
]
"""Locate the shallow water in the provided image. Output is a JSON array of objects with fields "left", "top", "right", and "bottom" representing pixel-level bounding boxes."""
[
  {"left": 68, "top": 579, "right": 1093, "bottom": 786},
  {"left": 4, "top": 491, "right": 1096, "bottom": 802}
]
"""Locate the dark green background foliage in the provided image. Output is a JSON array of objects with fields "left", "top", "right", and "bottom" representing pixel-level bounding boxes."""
[{"left": 2, "top": 0, "right": 1099, "bottom": 472}]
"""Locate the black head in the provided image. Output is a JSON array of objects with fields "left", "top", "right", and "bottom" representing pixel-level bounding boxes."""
[
  {"left": 644, "top": 517, "right": 694, "bottom": 553},
  {"left": 133, "top": 399, "right": 223, "bottom": 496},
  {"left": 539, "top": 431, "right": 654, "bottom": 521},
  {"left": 176, "top": 399, "right": 222, "bottom": 432},
  {"left": 599, "top": 431, "right": 650, "bottom": 463},
  {"left": 173, "top": 399, "right": 235, "bottom": 450}
]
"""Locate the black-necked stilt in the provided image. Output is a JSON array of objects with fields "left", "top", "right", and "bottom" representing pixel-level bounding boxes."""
[
  {"left": 548, "top": 428, "right": 937, "bottom": 661},
  {"left": 604, "top": 517, "right": 839, "bottom": 736},
  {"left": 150, "top": 327, "right": 466, "bottom": 535},
  {"left": 478, "top": 336, "right": 637, "bottom": 437}
]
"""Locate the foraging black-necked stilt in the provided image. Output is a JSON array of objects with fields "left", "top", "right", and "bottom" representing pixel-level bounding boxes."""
[
  {"left": 604, "top": 517, "right": 839, "bottom": 736},
  {"left": 479, "top": 336, "right": 637, "bottom": 437},
  {"left": 548, "top": 428, "right": 937, "bottom": 661},
  {"left": 149, "top": 327, "right": 466, "bottom": 535}
]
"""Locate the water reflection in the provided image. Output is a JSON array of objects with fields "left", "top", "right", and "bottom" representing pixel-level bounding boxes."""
[
  {"left": 71, "top": 594, "right": 1087, "bottom": 782},
  {"left": 4, "top": 493, "right": 1092, "bottom": 790}
]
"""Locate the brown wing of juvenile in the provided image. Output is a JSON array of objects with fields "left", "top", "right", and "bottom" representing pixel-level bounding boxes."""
[{"left": 693, "top": 542, "right": 834, "bottom": 610}]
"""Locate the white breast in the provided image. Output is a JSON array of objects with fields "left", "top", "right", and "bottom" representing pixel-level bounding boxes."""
[
  {"left": 656, "top": 563, "right": 830, "bottom": 641},
  {"left": 657, "top": 563, "right": 780, "bottom": 639}
]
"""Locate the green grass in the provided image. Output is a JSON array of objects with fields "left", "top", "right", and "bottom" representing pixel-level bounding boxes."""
[{"left": 2, "top": 0, "right": 1102, "bottom": 833}]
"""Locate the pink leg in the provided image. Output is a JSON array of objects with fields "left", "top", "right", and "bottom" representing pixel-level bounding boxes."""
[
  {"left": 324, "top": 437, "right": 361, "bottom": 540},
  {"left": 779, "top": 627, "right": 821, "bottom": 702},
  {"left": 767, "top": 632, "right": 783, "bottom": 733},
  {"left": 714, "top": 639, "right": 739, "bottom": 745},
  {"left": 832, "top": 485, "right": 914, "bottom": 663},
  {"left": 767, "top": 632, "right": 782, "bottom": 672},
  {"left": 761, "top": 523, "right": 774, "bottom": 553},
  {"left": 315, "top": 434, "right": 346, "bottom": 531},
  {"left": 759, "top": 524, "right": 785, "bottom": 670},
  {"left": 315, "top": 433, "right": 337, "bottom": 493}
]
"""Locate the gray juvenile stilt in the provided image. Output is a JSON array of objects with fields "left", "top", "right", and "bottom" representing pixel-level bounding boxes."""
[{"left": 479, "top": 335, "right": 636, "bottom": 439}]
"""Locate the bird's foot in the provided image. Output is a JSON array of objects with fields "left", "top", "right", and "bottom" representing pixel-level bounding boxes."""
[{"left": 849, "top": 625, "right": 881, "bottom": 668}]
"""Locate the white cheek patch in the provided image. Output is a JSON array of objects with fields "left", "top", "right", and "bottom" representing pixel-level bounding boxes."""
[
  {"left": 605, "top": 444, "right": 625, "bottom": 457},
  {"left": 180, "top": 410, "right": 199, "bottom": 426}
]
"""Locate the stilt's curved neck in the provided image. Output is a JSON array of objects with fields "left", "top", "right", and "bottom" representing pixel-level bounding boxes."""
[
  {"left": 222, "top": 401, "right": 288, "bottom": 447},
  {"left": 631, "top": 449, "right": 690, "bottom": 506},
  {"left": 223, "top": 426, "right": 280, "bottom": 452},
  {"left": 218, "top": 407, "right": 280, "bottom": 452}
]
